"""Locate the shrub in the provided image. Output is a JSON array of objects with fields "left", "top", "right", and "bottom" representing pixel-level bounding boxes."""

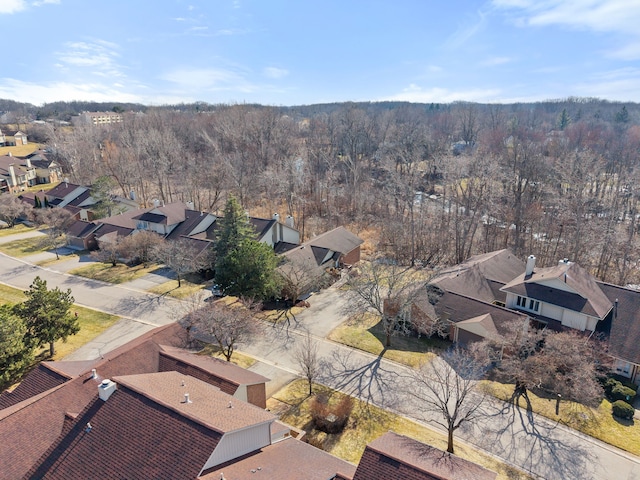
[
  {"left": 604, "top": 378, "right": 621, "bottom": 396},
  {"left": 612, "top": 400, "right": 635, "bottom": 420},
  {"left": 611, "top": 384, "right": 637, "bottom": 403},
  {"left": 310, "top": 393, "right": 354, "bottom": 434}
]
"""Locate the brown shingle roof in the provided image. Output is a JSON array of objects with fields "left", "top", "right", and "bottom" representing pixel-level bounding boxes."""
[
  {"left": 28, "top": 384, "right": 222, "bottom": 480},
  {"left": 438, "top": 249, "right": 524, "bottom": 285},
  {"left": 200, "top": 436, "right": 357, "bottom": 480},
  {"left": 0, "top": 364, "right": 69, "bottom": 410},
  {"left": 502, "top": 262, "right": 612, "bottom": 319},
  {"left": 159, "top": 346, "right": 269, "bottom": 389},
  {"left": 306, "top": 226, "right": 363, "bottom": 255},
  {"left": 352, "top": 432, "right": 497, "bottom": 480},
  {"left": 599, "top": 282, "right": 640, "bottom": 364},
  {"left": 113, "top": 371, "right": 274, "bottom": 433}
]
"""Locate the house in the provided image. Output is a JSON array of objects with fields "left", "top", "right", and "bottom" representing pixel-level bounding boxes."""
[
  {"left": 412, "top": 249, "right": 640, "bottom": 384},
  {"left": 278, "top": 226, "right": 364, "bottom": 299},
  {"left": 343, "top": 431, "right": 497, "bottom": 480},
  {"left": 69, "top": 202, "right": 301, "bottom": 256},
  {"left": 24, "top": 151, "right": 63, "bottom": 184},
  {"left": 0, "top": 321, "right": 496, "bottom": 480},
  {"left": 45, "top": 182, "right": 96, "bottom": 221},
  {"left": 0, "top": 128, "right": 27, "bottom": 146},
  {"left": 0, "top": 153, "right": 36, "bottom": 193}
]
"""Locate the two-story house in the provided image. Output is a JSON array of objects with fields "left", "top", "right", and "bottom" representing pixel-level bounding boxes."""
[{"left": 0, "top": 153, "right": 36, "bottom": 193}]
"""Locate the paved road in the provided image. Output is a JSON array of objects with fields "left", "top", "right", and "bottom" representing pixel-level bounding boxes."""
[{"left": 1, "top": 236, "right": 639, "bottom": 479}]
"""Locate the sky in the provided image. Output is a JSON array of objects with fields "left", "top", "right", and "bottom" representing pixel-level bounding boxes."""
[{"left": 1, "top": 0, "right": 640, "bottom": 106}]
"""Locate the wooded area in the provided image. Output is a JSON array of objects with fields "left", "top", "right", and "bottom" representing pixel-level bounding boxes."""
[{"left": 16, "top": 97, "right": 640, "bottom": 284}]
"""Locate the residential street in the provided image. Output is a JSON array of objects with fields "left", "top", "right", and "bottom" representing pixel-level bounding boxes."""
[{"left": 1, "top": 242, "right": 640, "bottom": 479}]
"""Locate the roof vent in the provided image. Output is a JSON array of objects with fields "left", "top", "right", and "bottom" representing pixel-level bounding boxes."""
[
  {"left": 285, "top": 215, "right": 294, "bottom": 228},
  {"left": 98, "top": 379, "right": 117, "bottom": 401},
  {"left": 91, "top": 368, "right": 97, "bottom": 379},
  {"left": 228, "top": 401, "right": 233, "bottom": 408},
  {"left": 183, "top": 393, "right": 192, "bottom": 404},
  {"left": 273, "top": 213, "right": 280, "bottom": 222}
]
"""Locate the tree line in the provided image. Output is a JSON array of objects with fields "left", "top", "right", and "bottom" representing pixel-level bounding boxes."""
[{"left": 15, "top": 98, "right": 640, "bottom": 284}]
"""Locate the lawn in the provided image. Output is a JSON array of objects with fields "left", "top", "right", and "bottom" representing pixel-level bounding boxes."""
[
  {"left": 69, "top": 262, "right": 161, "bottom": 284},
  {"left": 0, "top": 283, "right": 120, "bottom": 360},
  {"left": 0, "top": 224, "right": 36, "bottom": 237},
  {"left": 0, "top": 236, "right": 48, "bottom": 257},
  {"left": 0, "top": 143, "right": 41, "bottom": 157},
  {"left": 327, "top": 313, "right": 450, "bottom": 368},
  {"left": 198, "top": 344, "right": 256, "bottom": 369},
  {"left": 481, "top": 381, "right": 640, "bottom": 457},
  {"left": 147, "top": 275, "right": 213, "bottom": 299},
  {"left": 268, "top": 379, "right": 531, "bottom": 480}
]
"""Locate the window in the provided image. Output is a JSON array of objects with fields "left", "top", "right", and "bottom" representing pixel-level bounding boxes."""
[{"left": 515, "top": 295, "right": 539, "bottom": 312}]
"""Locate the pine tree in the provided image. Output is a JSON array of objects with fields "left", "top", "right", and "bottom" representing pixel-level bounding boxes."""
[
  {"left": 14, "top": 276, "right": 78, "bottom": 357},
  {"left": 0, "top": 305, "right": 34, "bottom": 391},
  {"left": 214, "top": 195, "right": 255, "bottom": 264}
]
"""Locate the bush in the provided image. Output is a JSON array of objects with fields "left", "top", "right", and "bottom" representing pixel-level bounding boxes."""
[
  {"left": 611, "top": 383, "right": 637, "bottom": 403},
  {"left": 612, "top": 400, "right": 635, "bottom": 420},
  {"left": 310, "top": 393, "right": 354, "bottom": 434},
  {"left": 604, "top": 378, "right": 621, "bottom": 396}
]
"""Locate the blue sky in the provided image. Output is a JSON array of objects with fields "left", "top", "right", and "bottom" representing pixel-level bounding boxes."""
[{"left": 1, "top": 0, "right": 640, "bottom": 106}]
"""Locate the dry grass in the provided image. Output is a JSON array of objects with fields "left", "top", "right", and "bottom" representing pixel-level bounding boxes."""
[
  {"left": 327, "top": 313, "right": 449, "bottom": 368},
  {"left": 481, "top": 381, "right": 640, "bottom": 456},
  {"left": 69, "top": 262, "right": 161, "bottom": 284},
  {"left": 147, "top": 278, "right": 212, "bottom": 299},
  {"left": 0, "top": 236, "right": 48, "bottom": 257},
  {"left": 0, "top": 224, "right": 36, "bottom": 237},
  {"left": 268, "top": 379, "right": 531, "bottom": 479},
  {"left": 0, "top": 143, "right": 41, "bottom": 157},
  {"left": 198, "top": 344, "right": 256, "bottom": 369},
  {"left": 0, "top": 283, "right": 119, "bottom": 360}
]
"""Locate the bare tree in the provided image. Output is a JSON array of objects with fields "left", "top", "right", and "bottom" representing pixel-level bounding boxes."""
[
  {"left": 35, "top": 208, "right": 74, "bottom": 259},
  {"left": 0, "top": 194, "right": 30, "bottom": 227},
  {"left": 483, "top": 320, "right": 605, "bottom": 410},
  {"left": 90, "top": 237, "right": 123, "bottom": 267},
  {"left": 347, "top": 261, "right": 430, "bottom": 347},
  {"left": 119, "top": 230, "right": 163, "bottom": 267},
  {"left": 403, "top": 345, "right": 489, "bottom": 454},
  {"left": 153, "top": 238, "right": 210, "bottom": 287},
  {"left": 293, "top": 331, "right": 320, "bottom": 396},
  {"left": 191, "top": 298, "right": 262, "bottom": 362}
]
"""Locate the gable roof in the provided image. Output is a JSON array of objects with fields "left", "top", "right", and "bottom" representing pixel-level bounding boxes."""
[
  {"left": 352, "top": 432, "right": 496, "bottom": 480},
  {"left": 456, "top": 313, "right": 500, "bottom": 340},
  {"left": 0, "top": 363, "right": 70, "bottom": 410},
  {"left": 437, "top": 249, "right": 525, "bottom": 286},
  {"left": 27, "top": 380, "right": 223, "bottom": 480},
  {"left": 501, "top": 262, "right": 613, "bottom": 319},
  {"left": 430, "top": 264, "right": 499, "bottom": 304},
  {"left": 306, "top": 226, "right": 363, "bottom": 255},
  {"left": 201, "top": 436, "right": 357, "bottom": 480},
  {"left": 46, "top": 181, "right": 82, "bottom": 200}
]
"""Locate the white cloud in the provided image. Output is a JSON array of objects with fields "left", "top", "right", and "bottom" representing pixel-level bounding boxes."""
[
  {"left": 445, "top": 9, "right": 488, "bottom": 48},
  {"left": 493, "top": 0, "right": 640, "bottom": 36},
  {"left": 384, "top": 84, "right": 503, "bottom": 103},
  {"left": 263, "top": 67, "right": 288, "bottom": 79},
  {"left": 56, "top": 40, "right": 125, "bottom": 78},
  {"left": 0, "top": 78, "right": 144, "bottom": 105},
  {"left": 0, "top": 0, "right": 26, "bottom": 14}
]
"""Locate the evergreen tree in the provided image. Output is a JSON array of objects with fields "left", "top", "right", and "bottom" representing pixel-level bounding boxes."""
[
  {"left": 0, "top": 305, "right": 34, "bottom": 391},
  {"left": 216, "top": 240, "right": 281, "bottom": 300},
  {"left": 14, "top": 276, "right": 78, "bottom": 357},
  {"left": 214, "top": 195, "right": 255, "bottom": 264},
  {"left": 615, "top": 105, "right": 630, "bottom": 124},
  {"left": 558, "top": 108, "right": 571, "bottom": 130}
]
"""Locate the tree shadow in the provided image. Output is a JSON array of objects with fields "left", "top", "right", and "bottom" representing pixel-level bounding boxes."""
[
  {"left": 476, "top": 398, "right": 597, "bottom": 480},
  {"left": 317, "top": 347, "right": 402, "bottom": 411}
]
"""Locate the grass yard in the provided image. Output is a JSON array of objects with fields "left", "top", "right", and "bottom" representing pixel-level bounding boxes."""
[
  {"left": 327, "top": 313, "right": 450, "bottom": 368},
  {"left": 0, "top": 283, "right": 119, "bottom": 360},
  {"left": 268, "top": 379, "right": 531, "bottom": 480},
  {"left": 481, "top": 381, "right": 640, "bottom": 456},
  {"left": 0, "top": 143, "right": 41, "bottom": 157},
  {"left": 147, "top": 279, "right": 212, "bottom": 299},
  {"left": 35, "top": 250, "right": 89, "bottom": 267},
  {"left": 198, "top": 344, "right": 256, "bottom": 369},
  {"left": 48, "top": 307, "right": 120, "bottom": 360},
  {"left": 69, "top": 262, "right": 160, "bottom": 284},
  {"left": 0, "top": 236, "right": 48, "bottom": 257},
  {"left": 0, "top": 224, "right": 36, "bottom": 237},
  {"left": 0, "top": 283, "right": 27, "bottom": 304}
]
